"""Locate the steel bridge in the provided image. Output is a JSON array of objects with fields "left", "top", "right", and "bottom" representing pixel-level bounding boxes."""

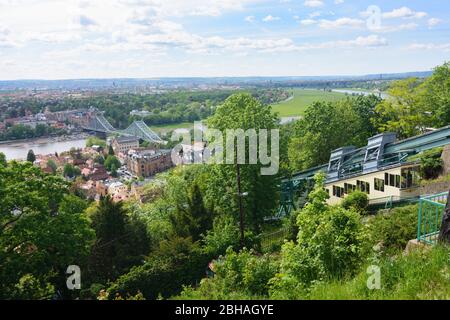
[
  {"left": 277, "top": 125, "right": 450, "bottom": 218},
  {"left": 82, "top": 114, "right": 165, "bottom": 144}
]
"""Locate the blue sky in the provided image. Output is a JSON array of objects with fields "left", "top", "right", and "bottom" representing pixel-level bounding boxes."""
[{"left": 0, "top": 0, "right": 449, "bottom": 79}]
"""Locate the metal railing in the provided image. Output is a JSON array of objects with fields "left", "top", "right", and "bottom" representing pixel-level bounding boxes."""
[
  {"left": 258, "top": 226, "right": 290, "bottom": 252},
  {"left": 417, "top": 192, "right": 448, "bottom": 245}
]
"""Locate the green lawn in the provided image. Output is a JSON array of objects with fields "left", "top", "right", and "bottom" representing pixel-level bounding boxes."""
[
  {"left": 272, "top": 89, "right": 346, "bottom": 117},
  {"left": 150, "top": 122, "right": 193, "bottom": 134}
]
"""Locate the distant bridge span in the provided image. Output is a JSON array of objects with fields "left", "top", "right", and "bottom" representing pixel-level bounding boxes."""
[{"left": 82, "top": 114, "right": 165, "bottom": 144}]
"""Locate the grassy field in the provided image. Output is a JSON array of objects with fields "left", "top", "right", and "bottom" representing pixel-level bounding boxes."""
[
  {"left": 272, "top": 89, "right": 346, "bottom": 117},
  {"left": 149, "top": 89, "right": 347, "bottom": 131},
  {"left": 150, "top": 122, "right": 193, "bottom": 134}
]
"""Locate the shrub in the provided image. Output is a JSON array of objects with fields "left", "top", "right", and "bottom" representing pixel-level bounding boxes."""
[
  {"left": 366, "top": 205, "right": 418, "bottom": 255},
  {"left": 178, "top": 248, "right": 279, "bottom": 299},
  {"left": 271, "top": 173, "right": 366, "bottom": 296},
  {"left": 107, "top": 237, "right": 209, "bottom": 300},
  {"left": 419, "top": 148, "right": 443, "bottom": 180},
  {"left": 342, "top": 191, "right": 369, "bottom": 215}
]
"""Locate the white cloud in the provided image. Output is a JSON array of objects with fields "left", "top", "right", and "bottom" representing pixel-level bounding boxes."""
[
  {"left": 304, "top": 0, "right": 324, "bottom": 8},
  {"left": 382, "top": 7, "right": 427, "bottom": 19},
  {"left": 300, "top": 19, "right": 317, "bottom": 26},
  {"left": 119, "top": 0, "right": 261, "bottom": 17},
  {"left": 260, "top": 35, "right": 388, "bottom": 52},
  {"left": 319, "top": 18, "right": 365, "bottom": 29},
  {"left": 335, "top": 0, "right": 344, "bottom": 4},
  {"left": 428, "top": 18, "right": 442, "bottom": 28},
  {"left": 0, "top": 26, "right": 19, "bottom": 48},
  {"left": 262, "top": 15, "right": 280, "bottom": 22},
  {"left": 371, "top": 22, "right": 418, "bottom": 33},
  {"left": 309, "top": 11, "right": 321, "bottom": 18},
  {"left": 408, "top": 43, "right": 450, "bottom": 51},
  {"left": 245, "top": 15, "right": 255, "bottom": 23}
]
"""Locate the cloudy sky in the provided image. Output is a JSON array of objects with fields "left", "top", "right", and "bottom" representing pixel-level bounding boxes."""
[{"left": 0, "top": 0, "right": 449, "bottom": 79}]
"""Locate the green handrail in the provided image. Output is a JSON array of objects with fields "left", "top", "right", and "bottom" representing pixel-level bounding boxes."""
[{"left": 417, "top": 192, "right": 448, "bottom": 245}]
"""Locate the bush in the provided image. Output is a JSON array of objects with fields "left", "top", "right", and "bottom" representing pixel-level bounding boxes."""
[
  {"left": 271, "top": 173, "right": 366, "bottom": 296},
  {"left": 178, "top": 248, "right": 279, "bottom": 299},
  {"left": 104, "top": 155, "right": 121, "bottom": 171},
  {"left": 107, "top": 237, "right": 209, "bottom": 300},
  {"left": 342, "top": 191, "right": 369, "bottom": 215},
  {"left": 419, "top": 148, "right": 443, "bottom": 180},
  {"left": 366, "top": 205, "right": 418, "bottom": 255}
]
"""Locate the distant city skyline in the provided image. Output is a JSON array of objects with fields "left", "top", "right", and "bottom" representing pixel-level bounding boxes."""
[{"left": 0, "top": 0, "right": 449, "bottom": 80}]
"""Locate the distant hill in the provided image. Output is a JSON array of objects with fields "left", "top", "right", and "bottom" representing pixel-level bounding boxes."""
[{"left": 0, "top": 71, "right": 433, "bottom": 91}]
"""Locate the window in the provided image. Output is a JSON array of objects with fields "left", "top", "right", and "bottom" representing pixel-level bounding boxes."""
[
  {"left": 344, "top": 183, "right": 356, "bottom": 194},
  {"left": 374, "top": 178, "right": 385, "bottom": 192},
  {"left": 366, "top": 147, "right": 379, "bottom": 161},
  {"left": 356, "top": 180, "right": 370, "bottom": 194},
  {"left": 385, "top": 173, "right": 401, "bottom": 188},
  {"left": 333, "top": 186, "right": 345, "bottom": 198},
  {"left": 401, "top": 167, "right": 420, "bottom": 189}
]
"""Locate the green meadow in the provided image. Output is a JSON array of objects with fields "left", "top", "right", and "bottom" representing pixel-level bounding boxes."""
[{"left": 271, "top": 89, "right": 347, "bottom": 117}]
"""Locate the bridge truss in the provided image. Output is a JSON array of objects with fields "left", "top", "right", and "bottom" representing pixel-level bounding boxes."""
[{"left": 83, "top": 114, "right": 165, "bottom": 144}]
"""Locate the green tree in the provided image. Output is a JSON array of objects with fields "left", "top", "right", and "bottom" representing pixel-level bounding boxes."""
[
  {"left": 0, "top": 162, "right": 94, "bottom": 299},
  {"left": 88, "top": 196, "right": 149, "bottom": 283},
  {"left": 206, "top": 93, "right": 279, "bottom": 233},
  {"left": 169, "top": 184, "right": 214, "bottom": 242},
  {"left": 288, "top": 97, "right": 377, "bottom": 171},
  {"left": 110, "top": 164, "right": 118, "bottom": 177},
  {"left": 419, "top": 62, "right": 450, "bottom": 127},
  {"left": 46, "top": 159, "right": 57, "bottom": 174},
  {"left": 341, "top": 190, "right": 369, "bottom": 215},
  {"left": 104, "top": 155, "right": 121, "bottom": 171},
  {"left": 373, "top": 77, "right": 432, "bottom": 139},
  {"left": 86, "top": 136, "right": 107, "bottom": 148},
  {"left": 63, "top": 163, "right": 77, "bottom": 178},
  {"left": 94, "top": 154, "right": 105, "bottom": 165},
  {"left": 108, "top": 144, "right": 115, "bottom": 156},
  {"left": 0, "top": 152, "right": 6, "bottom": 167},
  {"left": 272, "top": 173, "right": 365, "bottom": 293},
  {"left": 26, "top": 149, "right": 36, "bottom": 163}
]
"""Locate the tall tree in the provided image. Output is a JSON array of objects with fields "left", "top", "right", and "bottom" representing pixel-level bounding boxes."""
[
  {"left": 104, "top": 155, "right": 121, "bottom": 171},
  {"left": 88, "top": 196, "right": 149, "bottom": 283},
  {"left": 0, "top": 152, "right": 6, "bottom": 167},
  {"left": 47, "top": 159, "right": 57, "bottom": 174},
  {"left": 169, "top": 184, "right": 213, "bottom": 242},
  {"left": 26, "top": 149, "right": 36, "bottom": 163},
  {"left": 0, "top": 162, "right": 94, "bottom": 299},
  {"left": 206, "top": 93, "right": 279, "bottom": 233},
  {"left": 419, "top": 62, "right": 450, "bottom": 127},
  {"left": 288, "top": 97, "right": 377, "bottom": 171},
  {"left": 373, "top": 78, "right": 430, "bottom": 139}
]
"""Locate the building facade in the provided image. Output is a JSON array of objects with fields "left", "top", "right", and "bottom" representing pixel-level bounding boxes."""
[
  {"left": 281, "top": 125, "right": 450, "bottom": 211},
  {"left": 325, "top": 163, "right": 421, "bottom": 205},
  {"left": 111, "top": 136, "right": 140, "bottom": 154},
  {"left": 126, "top": 149, "right": 173, "bottom": 177}
]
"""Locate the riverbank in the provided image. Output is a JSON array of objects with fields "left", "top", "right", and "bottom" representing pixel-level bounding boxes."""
[
  {"left": 0, "top": 132, "right": 90, "bottom": 146},
  {"left": 0, "top": 134, "right": 91, "bottom": 160}
]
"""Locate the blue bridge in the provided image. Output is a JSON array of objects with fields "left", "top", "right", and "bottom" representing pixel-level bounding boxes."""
[{"left": 82, "top": 114, "right": 165, "bottom": 144}]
